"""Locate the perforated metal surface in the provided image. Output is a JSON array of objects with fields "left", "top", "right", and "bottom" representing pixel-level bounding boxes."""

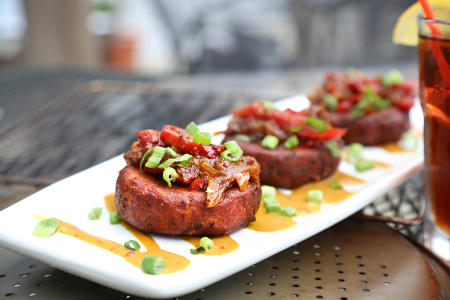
[{"left": 0, "top": 220, "right": 446, "bottom": 300}]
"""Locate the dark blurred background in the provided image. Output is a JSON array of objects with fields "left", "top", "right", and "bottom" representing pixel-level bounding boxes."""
[{"left": 1, "top": 0, "right": 416, "bottom": 74}]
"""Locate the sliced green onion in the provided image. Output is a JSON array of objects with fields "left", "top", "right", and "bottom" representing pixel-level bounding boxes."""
[
  {"left": 382, "top": 69, "right": 404, "bottom": 87},
  {"left": 109, "top": 211, "right": 120, "bottom": 224},
  {"left": 262, "top": 101, "right": 277, "bottom": 110},
  {"left": 221, "top": 140, "right": 243, "bottom": 162},
  {"left": 261, "top": 135, "right": 279, "bottom": 150},
  {"left": 158, "top": 154, "right": 193, "bottom": 169},
  {"left": 88, "top": 207, "right": 102, "bottom": 220},
  {"left": 281, "top": 206, "right": 297, "bottom": 217},
  {"left": 234, "top": 134, "right": 252, "bottom": 142},
  {"left": 355, "top": 159, "right": 374, "bottom": 172},
  {"left": 351, "top": 105, "right": 366, "bottom": 118},
  {"left": 330, "top": 181, "right": 343, "bottom": 190},
  {"left": 141, "top": 256, "right": 166, "bottom": 275},
  {"left": 307, "top": 190, "right": 323, "bottom": 204},
  {"left": 199, "top": 237, "right": 215, "bottom": 251},
  {"left": 158, "top": 158, "right": 175, "bottom": 169},
  {"left": 145, "top": 146, "right": 166, "bottom": 168},
  {"left": 186, "top": 121, "right": 200, "bottom": 135},
  {"left": 32, "top": 218, "right": 60, "bottom": 238},
  {"left": 175, "top": 154, "right": 193, "bottom": 167},
  {"left": 124, "top": 240, "right": 141, "bottom": 251},
  {"left": 307, "top": 117, "right": 329, "bottom": 132},
  {"left": 325, "top": 140, "right": 342, "bottom": 158},
  {"left": 190, "top": 247, "right": 205, "bottom": 255},
  {"left": 323, "top": 94, "right": 338, "bottom": 111},
  {"left": 372, "top": 97, "right": 391, "bottom": 110},
  {"left": 221, "top": 149, "right": 243, "bottom": 162},
  {"left": 261, "top": 185, "right": 276, "bottom": 200},
  {"left": 163, "top": 167, "right": 178, "bottom": 187},
  {"left": 193, "top": 132, "right": 211, "bottom": 145},
  {"left": 359, "top": 86, "right": 391, "bottom": 113},
  {"left": 166, "top": 147, "right": 178, "bottom": 158},
  {"left": 399, "top": 132, "right": 418, "bottom": 150},
  {"left": 290, "top": 122, "right": 307, "bottom": 133},
  {"left": 263, "top": 198, "right": 282, "bottom": 213},
  {"left": 284, "top": 135, "right": 299, "bottom": 150},
  {"left": 139, "top": 147, "right": 153, "bottom": 172},
  {"left": 348, "top": 143, "right": 364, "bottom": 164},
  {"left": 224, "top": 140, "right": 240, "bottom": 151}
]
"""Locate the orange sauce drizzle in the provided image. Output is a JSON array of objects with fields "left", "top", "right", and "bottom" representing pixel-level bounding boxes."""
[
  {"left": 380, "top": 142, "right": 409, "bottom": 153},
  {"left": 247, "top": 172, "right": 364, "bottom": 232},
  {"left": 51, "top": 194, "right": 190, "bottom": 274}
]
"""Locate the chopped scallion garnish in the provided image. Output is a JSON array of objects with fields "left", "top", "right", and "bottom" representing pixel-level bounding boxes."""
[
  {"left": 193, "top": 132, "right": 211, "bottom": 145},
  {"left": 166, "top": 147, "right": 178, "bottom": 158},
  {"left": 109, "top": 212, "right": 120, "bottom": 224},
  {"left": 284, "top": 135, "right": 299, "bottom": 150},
  {"left": 355, "top": 159, "right": 374, "bottom": 172},
  {"left": 307, "top": 190, "right": 323, "bottom": 204},
  {"left": 190, "top": 247, "right": 205, "bottom": 255},
  {"left": 263, "top": 198, "right": 282, "bottom": 213},
  {"left": 221, "top": 140, "right": 243, "bottom": 162},
  {"left": 330, "top": 181, "right": 343, "bottom": 190},
  {"left": 163, "top": 167, "right": 178, "bottom": 187},
  {"left": 399, "top": 132, "right": 418, "bottom": 150},
  {"left": 32, "top": 218, "right": 60, "bottom": 238},
  {"left": 186, "top": 121, "right": 200, "bottom": 135},
  {"left": 348, "top": 143, "right": 364, "bottom": 164},
  {"left": 261, "top": 185, "right": 276, "bottom": 199},
  {"left": 262, "top": 101, "right": 277, "bottom": 110},
  {"left": 145, "top": 146, "right": 166, "bottom": 168},
  {"left": 234, "top": 134, "right": 252, "bottom": 142},
  {"left": 281, "top": 206, "right": 297, "bottom": 217},
  {"left": 124, "top": 240, "right": 141, "bottom": 251},
  {"left": 175, "top": 154, "right": 193, "bottom": 167},
  {"left": 221, "top": 149, "right": 243, "bottom": 162},
  {"left": 307, "top": 117, "right": 329, "bottom": 132},
  {"left": 290, "top": 122, "right": 306, "bottom": 132},
  {"left": 199, "top": 237, "right": 215, "bottom": 251},
  {"left": 139, "top": 147, "right": 153, "bottom": 172},
  {"left": 141, "top": 256, "right": 166, "bottom": 275},
  {"left": 325, "top": 140, "right": 342, "bottom": 158},
  {"left": 88, "top": 207, "right": 102, "bottom": 220},
  {"left": 261, "top": 185, "right": 281, "bottom": 213},
  {"left": 382, "top": 69, "right": 404, "bottom": 87},
  {"left": 323, "top": 94, "right": 338, "bottom": 111},
  {"left": 261, "top": 135, "right": 279, "bottom": 150}
]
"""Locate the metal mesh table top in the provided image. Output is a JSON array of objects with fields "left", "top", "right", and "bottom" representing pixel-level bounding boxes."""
[{"left": 0, "top": 68, "right": 434, "bottom": 299}]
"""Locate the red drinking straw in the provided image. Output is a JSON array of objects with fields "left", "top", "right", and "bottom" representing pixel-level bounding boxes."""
[{"left": 418, "top": 0, "right": 450, "bottom": 82}]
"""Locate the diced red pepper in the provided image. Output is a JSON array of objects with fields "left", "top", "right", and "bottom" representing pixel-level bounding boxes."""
[
  {"left": 189, "top": 178, "right": 207, "bottom": 191},
  {"left": 136, "top": 129, "right": 161, "bottom": 148},
  {"left": 160, "top": 125, "right": 224, "bottom": 158},
  {"left": 296, "top": 127, "right": 346, "bottom": 141},
  {"left": 233, "top": 101, "right": 346, "bottom": 140},
  {"left": 336, "top": 101, "right": 352, "bottom": 112}
]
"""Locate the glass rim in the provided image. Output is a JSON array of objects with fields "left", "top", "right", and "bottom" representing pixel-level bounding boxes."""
[{"left": 418, "top": 15, "right": 450, "bottom": 25}]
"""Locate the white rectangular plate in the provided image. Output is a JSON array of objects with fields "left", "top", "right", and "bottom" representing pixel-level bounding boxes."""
[{"left": 0, "top": 95, "right": 424, "bottom": 298}]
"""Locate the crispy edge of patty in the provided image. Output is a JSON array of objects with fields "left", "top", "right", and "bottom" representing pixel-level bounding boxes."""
[
  {"left": 328, "top": 107, "right": 410, "bottom": 145},
  {"left": 223, "top": 136, "right": 340, "bottom": 189},
  {"left": 115, "top": 166, "right": 262, "bottom": 235}
]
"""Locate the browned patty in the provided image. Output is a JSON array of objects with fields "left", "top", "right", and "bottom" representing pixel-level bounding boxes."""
[
  {"left": 328, "top": 107, "right": 410, "bottom": 146},
  {"left": 223, "top": 136, "right": 339, "bottom": 188},
  {"left": 115, "top": 166, "right": 261, "bottom": 235}
]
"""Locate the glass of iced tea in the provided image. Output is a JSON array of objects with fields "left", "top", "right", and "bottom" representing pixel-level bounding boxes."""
[{"left": 418, "top": 16, "right": 450, "bottom": 262}]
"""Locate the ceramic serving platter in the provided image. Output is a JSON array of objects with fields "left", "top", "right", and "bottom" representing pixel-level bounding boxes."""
[{"left": 0, "top": 95, "right": 424, "bottom": 298}]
